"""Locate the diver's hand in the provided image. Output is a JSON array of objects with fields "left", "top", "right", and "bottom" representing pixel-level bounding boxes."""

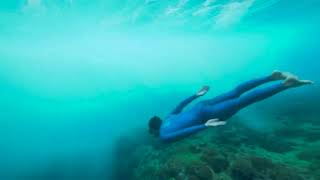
[
  {"left": 196, "top": 86, "right": 210, "bottom": 96},
  {"left": 205, "top": 119, "right": 226, "bottom": 127}
]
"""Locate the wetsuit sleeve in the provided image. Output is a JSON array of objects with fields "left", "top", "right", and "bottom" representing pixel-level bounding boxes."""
[
  {"left": 160, "top": 124, "right": 206, "bottom": 142},
  {"left": 171, "top": 94, "right": 199, "bottom": 114}
]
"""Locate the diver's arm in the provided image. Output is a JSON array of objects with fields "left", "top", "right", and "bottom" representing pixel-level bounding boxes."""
[
  {"left": 170, "top": 94, "right": 199, "bottom": 114},
  {"left": 160, "top": 119, "right": 225, "bottom": 142},
  {"left": 160, "top": 124, "right": 207, "bottom": 142},
  {"left": 171, "top": 86, "right": 210, "bottom": 114}
]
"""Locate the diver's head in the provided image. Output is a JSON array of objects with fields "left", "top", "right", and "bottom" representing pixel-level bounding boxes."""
[{"left": 148, "top": 116, "right": 162, "bottom": 136}]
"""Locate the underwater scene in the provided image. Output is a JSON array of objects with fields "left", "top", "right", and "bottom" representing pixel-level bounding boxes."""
[{"left": 1, "top": 0, "right": 320, "bottom": 180}]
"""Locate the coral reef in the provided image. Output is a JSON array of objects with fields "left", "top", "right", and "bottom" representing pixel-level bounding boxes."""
[
  {"left": 112, "top": 99, "right": 320, "bottom": 180},
  {"left": 230, "top": 156, "right": 304, "bottom": 180},
  {"left": 230, "top": 158, "right": 257, "bottom": 180}
]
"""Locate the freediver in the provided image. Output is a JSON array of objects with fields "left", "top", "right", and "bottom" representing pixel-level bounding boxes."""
[{"left": 148, "top": 71, "right": 313, "bottom": 142}]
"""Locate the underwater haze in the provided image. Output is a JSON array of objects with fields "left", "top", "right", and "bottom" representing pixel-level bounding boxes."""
[{"left": 0, "top": 0, "right": 320, "bottom": 179}]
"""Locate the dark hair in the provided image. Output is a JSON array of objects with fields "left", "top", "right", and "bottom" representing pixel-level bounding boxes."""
[{"left": 148, "top": 116, "right": 162, "bottom": 136}]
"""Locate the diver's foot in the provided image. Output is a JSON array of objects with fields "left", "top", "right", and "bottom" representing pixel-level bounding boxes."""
[
  {"left": 283, "top": 76, "right": 314, "bottom": 87},
  {"left": 271, "top": 70, "right": 286, "bottom": 80}
]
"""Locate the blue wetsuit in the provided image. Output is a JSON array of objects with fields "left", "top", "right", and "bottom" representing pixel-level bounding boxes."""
[{"left": 159, "top": 76, "right": 289, "bottom": 142}]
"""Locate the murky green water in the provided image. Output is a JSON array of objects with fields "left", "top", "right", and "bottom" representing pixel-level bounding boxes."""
[{"left": 0, "top": 0, "right": 319, "bottom": 179}]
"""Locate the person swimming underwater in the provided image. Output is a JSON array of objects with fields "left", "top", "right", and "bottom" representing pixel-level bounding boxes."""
[{"left": 148, "top": 71, "right": 313, "bottom": 142}]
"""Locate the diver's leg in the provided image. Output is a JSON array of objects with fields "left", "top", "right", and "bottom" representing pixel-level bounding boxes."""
[
  {"left": 201, "top": 75, "right": 313, "bottom": 122},
  {"left": 237, "top": 82, "right": 287, "bottom": 109},
  {"left": 201, "top": 99, "right": 241, "bottom": 122},
  {"left": 237, "top": 76, "right": 313, "bottom": 109},
  {"left": 203, "top": 71, "right": 286, "bottom": 105},
  {"left": 201, "top": 84, "right": 286, "bottom": 122}
]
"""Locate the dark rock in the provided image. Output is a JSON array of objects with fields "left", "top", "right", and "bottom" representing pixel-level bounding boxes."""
[
  {"left": 190, "top": 144, "right": 202, "bottom": 154},
  {"left": 274, "top": 127, "right": 305, "bottom": 138},
  {"left": 162, "top": 158, "right": 184, "bottom": 178},
  {"left": 201, "top": 147, "right": 218, "bottom": 158},
  {"left": 249, "top": 156, "right": 274, "bottom": 172},
  {"left": 297, "top": 145, "right": 320, "bottom": 161},
  {"left": 186, "top": 162, "right": 213, "bottom": 180},
  {"left": 252, "top": 135, "right": 296, "bottom": 153},
  {"left": 197, "top": 166, "right": 213, "bottom": 180},
  {"left": 188, "top": 175, "right": 200, "bottom": 180},
  {"left": 304, "top": 131, "right": 320, "bottom": 142},
  {"left": 269, "top": 165, "right": 304, "bottom": 180},
  {"left": 202, "top": 155, "right": 229, "bottom": 173},
  {"left": 231, "top": 155, "right": 305, "bottom": 180},
  {"left": 231, "top": 158, "right": 257, "bottom": 180}
]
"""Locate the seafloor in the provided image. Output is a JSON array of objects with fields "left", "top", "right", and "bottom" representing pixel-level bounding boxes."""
[{"left": 112, "top": 92, "right": 320, "bottom": 180}]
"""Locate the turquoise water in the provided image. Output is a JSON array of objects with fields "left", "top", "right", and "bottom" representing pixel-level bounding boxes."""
[{"left": 0, "top": 0, "right": 320, "bottom": 179}]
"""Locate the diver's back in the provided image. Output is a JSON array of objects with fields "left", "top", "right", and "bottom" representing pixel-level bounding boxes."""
[{"left": 160, "top": 106, "right": 203, "bottom": 135}]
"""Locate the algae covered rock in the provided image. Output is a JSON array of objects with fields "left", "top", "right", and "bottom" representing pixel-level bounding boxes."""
[
  {"left": 249, "top": 156, "right": 275, "bottom": 172},
  {"left": 296, "top": 144, "right": 320, "bottom": 161},
  {"left": 188, "top": 175, "right": 200, "bottom": 180},
  {"left": 201, "top": 154, "right": 229, "bottom": 173},
  {"left": 231, "top": 158, "right": 258, "bottom": 180},
  {"left": 162, "top": 158, "right": 184, "bottom": 178},
  {"left": 186, "top": 161, "right": 217, "bottom": 180},
  {"left": 231, "top": 156, "right": 305, "bottom": 180},
  {"left": 112, "top": 110, "right": 320, "bottom": 180},
  {"left": 269, "top": 165, "right": 304, "bottom": 180}
]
